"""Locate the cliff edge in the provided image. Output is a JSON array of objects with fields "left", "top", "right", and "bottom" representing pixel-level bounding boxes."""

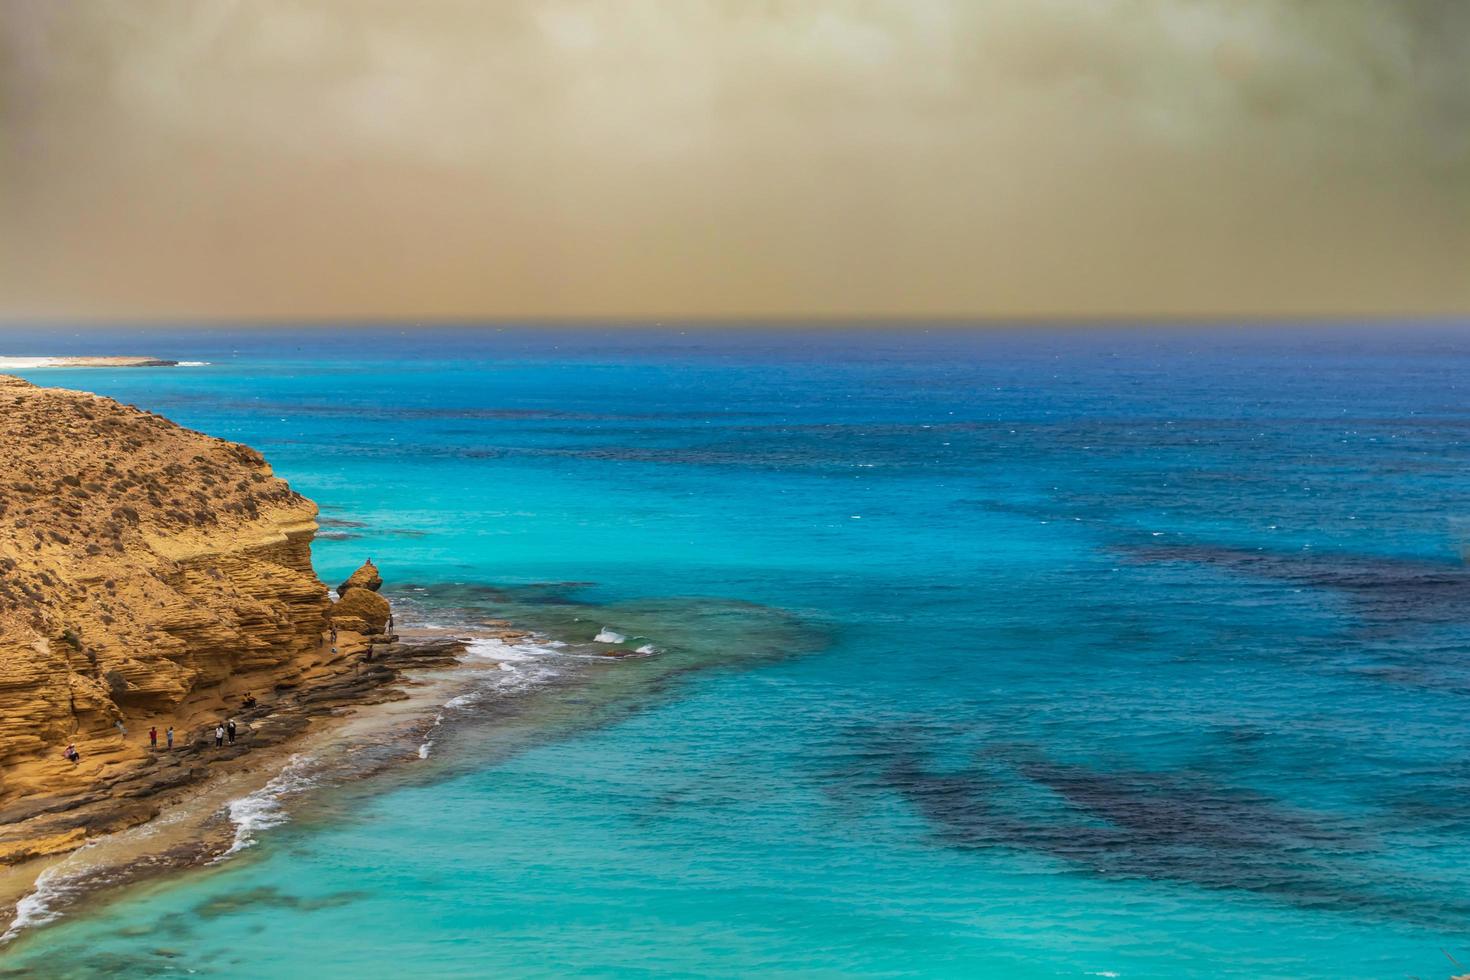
[{"left": 0, "top": 375, "right": 348, "bottom": 814}]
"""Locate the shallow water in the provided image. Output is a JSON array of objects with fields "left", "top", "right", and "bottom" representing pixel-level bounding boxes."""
[{"left": 4, "top": 324, "right": 1470, "bottom": 977}]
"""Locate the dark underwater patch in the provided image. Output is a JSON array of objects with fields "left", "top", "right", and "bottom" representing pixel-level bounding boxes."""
[
  {"left": 315, "top": 515, "right": 428, "bottom": 541},
  {"left": 861, "top": 731, "right": 1470, "bottom": 929},
  {"left": 1117, "top": 541, "right": 1470, "bottom": 633},
  {"left": 396, "top": 581, "right": 597, "bottom": 611},
  {"left": 193, "top": 886, "right": 368, "bottom": 920}
]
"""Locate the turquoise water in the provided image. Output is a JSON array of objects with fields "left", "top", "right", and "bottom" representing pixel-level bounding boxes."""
[{"left": 5, "top": 325, "right": 1470, "bottom": 978}]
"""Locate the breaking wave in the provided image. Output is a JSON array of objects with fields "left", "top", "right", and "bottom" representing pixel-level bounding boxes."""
[
  {"left": 416, "top": 635, "right": 563, "bottom": 758},
  {"left": 217, "top": 755, "right": 320, "bottom": 861},
  {"left": 0, "top": 848, "right": 99, "bottom": 944}
]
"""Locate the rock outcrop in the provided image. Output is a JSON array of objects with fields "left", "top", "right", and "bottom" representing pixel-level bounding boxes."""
[
  {"left": 337, "top": 560, "right": 383, "bottom": 597},
  {"left": 0, "top": 375, "right": 379, "bottom": 812},
  {"left": 329, "top": 560, "right": 390, "bottom": 635},
  {"left": 328, "top": 586, "right": 391, "bottom": 636}
]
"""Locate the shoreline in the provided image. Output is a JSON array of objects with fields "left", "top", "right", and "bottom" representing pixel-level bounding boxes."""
[
  {"left": 0, "top": 587, "right": 802, "bottom": 951},
  {"left": 0, "top": 622, "right": 534, "bottom": 944},
  {"left": 0, "top": 372, "right": 582, "bottom": 949},
  {"left": 0, "top": 356, "right": 188, "bottom": 369}
]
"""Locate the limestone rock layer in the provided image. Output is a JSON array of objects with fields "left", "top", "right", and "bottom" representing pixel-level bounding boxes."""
[{"left": 0, "top": 374, "right": 340, "bottom": 804}]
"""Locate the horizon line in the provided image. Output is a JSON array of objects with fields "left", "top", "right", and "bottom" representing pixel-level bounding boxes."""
[{"left": 3, "top": 313, "right": 1469, "bottom": 331}]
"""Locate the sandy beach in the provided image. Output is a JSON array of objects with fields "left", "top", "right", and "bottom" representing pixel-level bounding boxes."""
[{"left": 0, "top": 357, "right": 186, "bottom": 369}]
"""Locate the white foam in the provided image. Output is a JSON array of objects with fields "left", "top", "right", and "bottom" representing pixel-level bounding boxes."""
[
  {"left": 635, "top": 644, "right": 658, "bottom": 655},
  {"left": 456, "top": 635, "right": 561, "bottom": 687},
  {"left": 3, "top": 871, "right": 66, "bottom": 941},
  {"left": 417, "top": 708, "right": 450, "bottom": 760},
  {"left": 216, "top": 754, "right": 318, "bottom": 861},
  {"left": 410, "top": 637, "right": 561, "bottom": 757},
  {"left": 593, "top": 628, "right": 626, "bottom": 644},
  {"left": 464, "top": 634, "right": 571, "bottom": 673},
  {"left": 219, "top": 631, "right": 564, "bottom": 851},
  {"left": 464, "top": 636, "right": 550, "bottom": 665},
  {"left": 175, "top": 361, "right": 210, "bottom": 367},
  {"left": 0, "top": 804, "right": 203, "bottom": 942},
  {"left": 0, "top": 845, "right": 98, "bottom": 943}
]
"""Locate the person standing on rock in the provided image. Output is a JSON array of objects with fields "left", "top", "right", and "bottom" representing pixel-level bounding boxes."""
[
  {"left": 166, "top": 727, "right": 174, "bottom": 750},
  {"left": 227, "top": 719, "right": 237, "bottom": 744},
  {"left": 149, "top": 726, "right": 158, "bottom": 750},
  {"left": 215, "top": 724, "right": 224, "bottom": 748}
]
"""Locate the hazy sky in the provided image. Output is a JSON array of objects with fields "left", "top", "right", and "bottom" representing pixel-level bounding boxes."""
[{"left": 2, "top": 0, "right": 1467, "bottom": 321}]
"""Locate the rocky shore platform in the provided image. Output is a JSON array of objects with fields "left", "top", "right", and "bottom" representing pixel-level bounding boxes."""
[{"left": 0, "top": 632, "right": 466, "bottom": 868}]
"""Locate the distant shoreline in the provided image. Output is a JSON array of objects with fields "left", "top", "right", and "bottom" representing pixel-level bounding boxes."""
[{"left": 0, "top": 356, "right": 185, "bottom": 369}]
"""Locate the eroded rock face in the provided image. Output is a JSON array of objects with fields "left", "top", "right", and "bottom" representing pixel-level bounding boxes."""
[
  {"left": 0, "top": 375, "right": 336, "bottom": 804},
  {"left": 337, "top": 560, "right": 383, "bottom": 597},
  {"left": 329, "top": 587, "right": 391, "bottom": 636},
  {"left": 330, "top": 559, "right": 390, "bottom": 634}
]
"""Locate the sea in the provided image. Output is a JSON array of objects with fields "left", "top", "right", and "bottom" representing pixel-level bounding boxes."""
[{"left": 2, "top": 324, "right": 1469, "bottom": 978}]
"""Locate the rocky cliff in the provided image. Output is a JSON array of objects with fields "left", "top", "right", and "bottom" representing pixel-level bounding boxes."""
[{"left": 0, "top": 375, "right": 356, "bottom": 809}]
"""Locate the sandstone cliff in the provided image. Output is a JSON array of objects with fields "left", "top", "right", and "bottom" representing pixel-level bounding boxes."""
[{"left": 0, "top": 375, "right": 361, "bottom": 809}]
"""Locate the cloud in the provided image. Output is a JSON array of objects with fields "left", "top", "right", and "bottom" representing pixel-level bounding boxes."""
[{"left": 1, "top": 0, "right": 1466, "bottom": 320}]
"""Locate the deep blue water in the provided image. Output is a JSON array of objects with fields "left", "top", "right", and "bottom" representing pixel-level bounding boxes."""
[{"left": 4, "top": 324, "right": 1470, "bottom": 978}]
